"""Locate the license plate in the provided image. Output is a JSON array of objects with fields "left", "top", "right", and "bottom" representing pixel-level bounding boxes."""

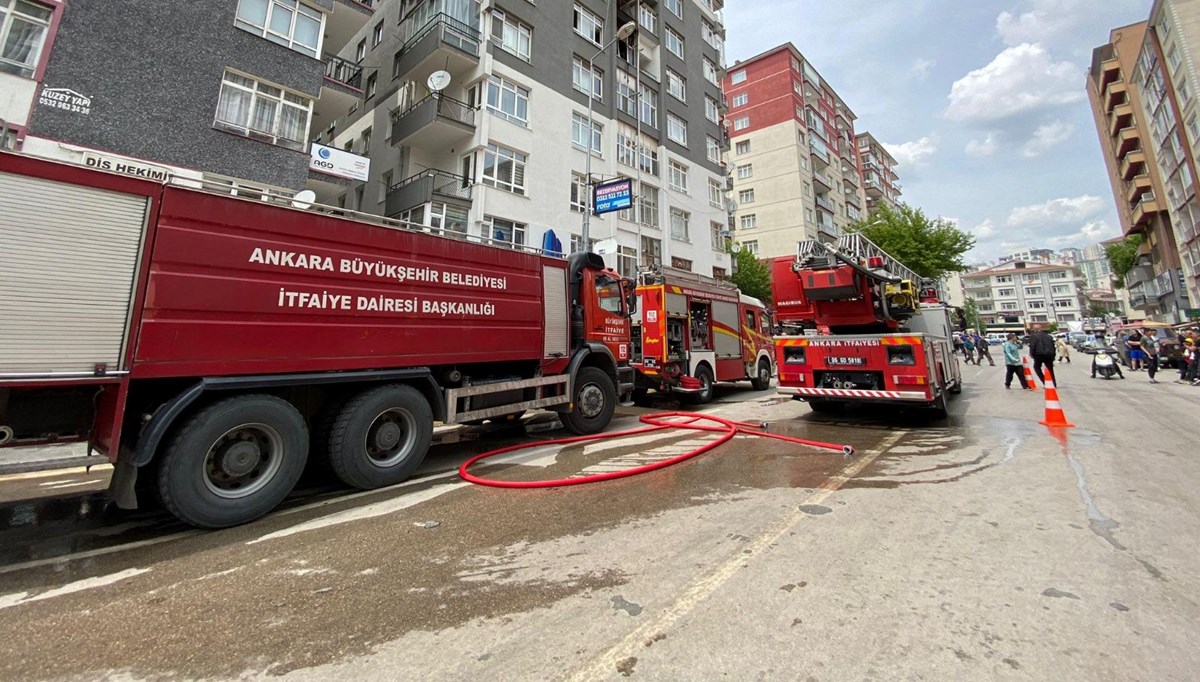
[{"left": 825, "top": 356, "right": 865, "bottom": 366}]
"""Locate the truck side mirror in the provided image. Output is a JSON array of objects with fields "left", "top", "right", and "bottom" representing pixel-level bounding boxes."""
[{"left": 623, "top": 279, "right": 638, "bottom": 317}]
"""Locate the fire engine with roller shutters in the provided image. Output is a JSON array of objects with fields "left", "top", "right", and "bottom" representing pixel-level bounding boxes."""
[
  {"left": 771, "top": 234, "right": 961, "bottom": 417},
  {"left": 631, "top": 267, "right": 775, "bottom": 403}
]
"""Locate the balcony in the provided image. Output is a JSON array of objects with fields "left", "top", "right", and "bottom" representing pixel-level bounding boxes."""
[
  {"left": 1115, "top": 126, "right": 1139, "bottom": 156},
  {"left": 1108, "top": 103, "right": 1133, "bottom": 137},
  {"left": 815, "top": 194, "right": 835, "bottom": 214},
  {"left": 1101, "top": 56, "right": 1120, "bottom": 86},
  {"left": 313, "top": 55, "right": 364, "bottom": 133},
  {"left": 1120, "top": 150, "right": 1145, "bottom": 180},
  {"left": 394, "top": 13, "right": 481, "bottom": 84},
  {"left": 1126, "top": 173, "right": 1152, "bottom": 204},
  {"left": 1104, "top": 80, "right": 1127, "bottom": 112},
  {"left": 385, "top": 169, "right": 472, "bottom": 218},
  {"left": 816, "top": 216, "right": 838, "bottom": 238},
  {"left": 391, "top": 93, "right": 476, "bottom": 149},
  {"left": 1131, "top": 192, "right": 1161, "bottom": 226},
  {"left": 325, "top": 0, "right": 375, "bottom": 54},
  {"left": 812, "top": 169, "right": 833, "bottom": 190},
  {"left": 865, "top": 178, "right": 884, "bottom": 198},
  {"left": 809, "top": 138, "right": 830, "bottom": 167}
]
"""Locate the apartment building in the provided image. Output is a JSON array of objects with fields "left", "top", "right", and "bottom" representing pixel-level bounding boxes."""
[
  {"left": 12, "top": 0, "right": 374, "bottom": 195},
  {"left": 962, "top": 261, "right": 1089, "bottom": 330},
  {"left": 721, "top": 43, "right": 867, "bottom": 259},
  {"left": 312, "top": 0, "right": 731, "bottom": 279},
  {"left": 855, "top": 132, "right": 900, "bottom": 213}
]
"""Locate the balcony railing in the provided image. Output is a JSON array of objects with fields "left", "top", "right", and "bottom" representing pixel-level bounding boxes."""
[
  {"left": 400, "top": 12, "right": 481, "bottom": 58},
  {"left": 813, "top": 170, "right": 833, "bottom": 188},
  {"left": 809, "top": 138, "right": 830, "bottom": 164},
  {"left": 815, "top": 195, "right": 835, "bottom": 213},
  {"left": 393, "top": 93, "right": 474, "bottom": 127},
  {"left": 385, "top": 169, "right": 472, "bottom": 216},
  {"left": 324, "top": 55, "right": 363, "bottom": 91}
]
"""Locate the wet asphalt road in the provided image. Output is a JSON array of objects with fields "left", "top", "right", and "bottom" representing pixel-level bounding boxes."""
[{"left": 1, "top": 361, "right": 1199, "bottom": 680}]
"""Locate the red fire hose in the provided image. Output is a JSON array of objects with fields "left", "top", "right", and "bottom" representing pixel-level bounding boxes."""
[{"left": 459, "top": 411, "right": 855, "bottom": 489}]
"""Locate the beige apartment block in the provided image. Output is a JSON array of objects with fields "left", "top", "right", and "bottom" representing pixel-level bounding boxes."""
[{"left": 728, "top": 120, "right": 819, "bottom": 258}]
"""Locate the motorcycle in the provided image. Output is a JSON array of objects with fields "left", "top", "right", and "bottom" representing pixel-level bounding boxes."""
[{"left": 1091, "top": 347, "right": 1122, "bottom": 380}]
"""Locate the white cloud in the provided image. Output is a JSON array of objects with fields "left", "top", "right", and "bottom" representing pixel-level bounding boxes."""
[
  {"left": 973, "top": 219, "right": 997, "bottom": 239},
  {"left": 996, "top": 0, "right": 1089, "bottom": 47},
  {"left": 1007, "top": 195, "right": 1106, "bottom": 227},
  {"left": 965, "top": 133, "right": 1000, "bottom": 157},
  {"left": 1021, "top": 121, "right": 1075, "bottom": 157},
  {"left": 945, "top": 44, "right": 1085, "bottom": 123},
  {"left": 911, "top": 57, "right": 936, "bottom": 79},
  {"left": 882, "top": 135, "right": 939, "bottom": 168},
  {"left": 1046, "top": 220, "right": 1119, "bottom": 248}
]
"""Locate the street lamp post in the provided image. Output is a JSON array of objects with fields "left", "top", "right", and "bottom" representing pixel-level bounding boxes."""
[{"left": 581, "top": 20, "right": 637, "bottom": 248}]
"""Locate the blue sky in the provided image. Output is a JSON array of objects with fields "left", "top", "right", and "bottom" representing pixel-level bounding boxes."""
[{"left": 725, "top": 0, "right": 1152, "bottom": 261}]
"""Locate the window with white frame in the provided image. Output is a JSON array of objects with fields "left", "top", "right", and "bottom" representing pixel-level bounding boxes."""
[
  {"left": 617, "top": 70, "right": 637, "bottom": 116},
  {"left": 666, "top": 69, "right": 686, "bottom": 101},
  {"left": 0, "top": 0, "right": 51, "bottom": 77},
  {"left": 571, "top": 112, "right": 602, "bottom": 155},
  {"left": 573, "top": 3, "right": 603, "bottom": 45},
  {"left": 708, "top": 177, "right": 723, "bottom": 207},
  {"left": 642, "top": 236, "right": 662, "bottom": 268},
  {"left": 703, "top": 58, "right": 719, "bottom": 85},
  {"left": 491, "top": 9, "right": 532, "bottom": 61},
  {"left": 234, "top": 0, "right": 324, "bottom": 57},
  {"left": 1028, "top": 300, "right": 1045, "bottom": 310},
  {"left": 617, "top": 246, "right": 637, "bottom": 278},
  {"left": 570, "top": 172, "right": 588, "bottom": 212},
  {"left": 995, "top": 275, "right": 1013, "bottom": 283},
  {"left": 1168, "top": 44, "right": 1181, "bottom": 71},
  {"left": 740, "top": 239, "right": 759, "bottom": 255},
  {"left": 670, "top": 207, "right": 690, "bottom": 241},
  {"left": 573, "top": 56, "right": 603, "bottom": 100},
  {"left": 1000, "top": 302, "right": 1019, "bottom": 311},
  {"left": 705, "top": 95, "right": 719, "bottom": 123},
  {"left": 214, "top": 71, "right": 313, "bottom": 151},
  {"left": 1025, "top": 286, "right": 1043, "bottom": 296},
  {"left": 1051, "top": 285, "right": 1070, "bottom": 295},
  {"left": 667, "top": 112, "right": 687, "bottom": 145},
  {"left": 638, "top": 183, "right": 660, "bottom": 227},
  {"left": 702, "top": 20, "right": 722, "bottom": 50},
  {"left": 736, "top": 163, "right": 753, "bottom": 179},
  {"left": 664, "top": 0, "right": 682, "bottom": 18},
  {"left": 668, "top": 160, "right": 688, "bottom": 192},
  {"left": 1048, "top": 271, "right": 1068, "bottom": 279},
  {"left": 997, "top": 288, "right": 1015, "bottom": 297},
  {"left": 711, "top": 221, "right": 728, "bottom": 251},
  {"left": 485, "top": 216, "right": 527, "bottom": 248},
  {"left": 640, "top": 83, "right": 657, "bottom": 127},
  {"left": 379, "top": 169, "right": 392, "bottom": 202},
  {"left": 735, "top": 140, "right": 750, "bottom": 154},
  {"left": 664, "top": 27, "right": 684, "bottom": 59},
  {"left": 481, "top": 144, "right": 527, "bottom": 195},
  {"left": 706, "top": 135, "right": 721, "bottom": 163},
  {"left": 484, "top": 75, "right": 529, "bottom": 125},
  {"left": 638, "top": 3, "right": 656, "bottom": 32},
  {"left": 365, "top": 72, "right": 376, "bottom": 98},
  {"left": 372, "top": 20, "right": 383, "bottom": 46},
  {"left": 733, "top": 115, "right": 749, "bottom": 130},
  {"left": 730, "top": 69, "right": 746, "bottom": 84},
  {"left": 738, "top": 188, "right": 754, "bottom": 204},
  {"left": 732, "top": 92, "right": 748, "bottom": 107},
  {"left": 355, "top": 39, "right": 365, "bottom": 62},
  {"left": 740, "top": 214, "right": 757, "bottom": 230}
]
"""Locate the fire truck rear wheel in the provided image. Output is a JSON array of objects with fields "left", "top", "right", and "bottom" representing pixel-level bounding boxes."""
[
  {"left": 157, "top": 394, "right": 309, "bottom": 529},
  {"left": 750, "top": 359, "right": 772, "bottom": 391},
  {"left": 690, "top": 365, "right": 715, "bottom": 405},
  {"left": 563, "top": 366, "right": 616, "bottom": 435},
  {"left": 808, "top": 399, "right": 844, "bottom": 414},
  {"left": 929, "top": 391, "right": 949, "bottom": 419},
  {"left": 327, "top": 384, "right": 433, "bottom": 490}
]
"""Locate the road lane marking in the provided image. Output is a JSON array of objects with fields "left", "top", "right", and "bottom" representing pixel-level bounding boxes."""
[
  {"left": 0, "top": 567, "right": 150, "bottom": 610},
  {"left": 566, "top": 429, "right": 909, "bottom": 682}
]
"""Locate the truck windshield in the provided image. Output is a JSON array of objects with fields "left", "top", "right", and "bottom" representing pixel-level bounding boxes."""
[{"left": 596, "top": 277, "right": 624, "bottom": 314}]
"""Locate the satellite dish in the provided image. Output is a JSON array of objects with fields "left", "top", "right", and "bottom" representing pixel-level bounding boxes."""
[
  {"left": 291, "top": 189, "right": 317, "bottom": 209},
  {"left": 427, "top": 70, "right": 451, "bottom": 92}
]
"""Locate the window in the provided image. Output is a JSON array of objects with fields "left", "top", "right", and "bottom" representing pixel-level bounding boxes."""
[
  {"left": 704, "top": 58, "right": 719, "bottom": 85},
  {"left": 572, "top": 112, "right": 602, "bottom": 155},
  {"left": 235, "top": 0, "right": 323, "bottom": 58},
  {"left": 573, "top": 3, "right": 603, "bottom": 45},
  {"left": 705, "top": 96, "right": 720, "bottom": 123},
  {"left": 618, "top": 246, "right": 637, "bottom": 279},
  {"left": 997, "top": 288, "right": 1015, "bottom": 297},
  {"left": 365, "top": 72, "right": 377, "bottom": 98},
  {"left": 739, "top": 189, "right": 754, "bottom": 204},
  {"left": 379, "top": 169, "right": 392, "bottom": 202},
  {"left": 492, "top": 9, "right": 532, "bottom": 61},
  {"left": 670, "top": 207, "right": 690, "bottom": 241},
  {"left": 1168, "top": 44, "right": 1181, "bottom": 71},
  {"left": 1028, "top": 300, "right": 1045, "bottom": 310},
  {"left": 570, "top": 172, "right": 588, "bottom": 212},
  {"left": 664, "top": 0, "right": 682, "bottom": 19},
  {"left": 1048, "top": 271, "right": 1068, "bottom": 280},
  {"left": 214, "top": 71, "right": 313, "bottom": 151},
  {"left": 711, "top": 221, "right": 729, "bottom": 251},
  {"left": 1000, "top": 302, "right": 1019, "bottom": 311},
  {"left": 638, "top": 184, "right": 660, "bottom": 227},
  {"left": 1054, "top": 299, "right": 1074, "bottom": 309},
  {"left": 740, "top": 240, "right": 759, "bottom": 256},
  {"left": 372, "top": 20, "right": 383, "bottom": 46},
  {"left": 672, "top": 256, "right": 693, "bottom": 272},
  {"left": 735, "top": 140, "right": 751, "bottom": 154},
  {"left": 666, "top": 69, "right": 686, "bottom": 101},
  {"left": 639, "top": 83, "right": 657, "bottom": 127},
  {"left": 484, "top": 75, "right": 529, "bottom": 125},
  {"left": 730, "top": 69, "right": 746, "bottom": 85},
  {"left": 638, "top": 3, "right": 656, "bottom": 32},
  {"left": 573, "top": 56, "right": 603, "bottom": 100},
  {"left": 706, "top": 136, "right": 721, "bottom": 163},
  {"left": 733, "top": 116, "right": 749, "bottom": 131},
  {"left": 736, "top": 163, "right": 753, "bottom": 179},
  {"left": 732, "top": 92, "right": 748, "bottom": 107},
  {"left": 667, "top": 112, "right": 687, "bottom": 145},
  {"left": 995, "top": 275, "right": 1013, "bottom": 284},
  {"left": 1051, "top": 285, "right": 1071, "bottom": 295},
  {"left": 485, "top": 216, "right": 527, "bottom": 248},
  {"left": 740, "top": 214, "right": 757, "bottom": 230},
  {"left": 668, "top": 160, "right": 688, "bottom": 192},
  {"left": 360, "top": 126, "right": 371, "bottom": 154},
  {"left": 1025, "top": 286, "right": 1042, "bottom": 296},
  {"left": 355, "top": 39, "right": 366, "bottom": 62},
  {"left": 713, "top": 266, "right": 727, "bottom": 279},
  {"left": 702, "top": 20, "right": 723, "bottom": 51},
  {"left": 617, "top": 70, "right": 637, "bottom": 116},
  {"left": 617, "top": 123, "right": 659, "bottom": 176},
  {"left": 642, "top": 236, "right": 662, "bottom": 268},
  {"left": 571, "top": 234, "right": 597, "bottom": 254},
  {"left": 708, "top": 177, "right": 723, "bottom": 207},
  {"left": 664, "top": 27, "right": 684, "bottom": 59},
  {"left": 481, "top": 144, "right": 527, "bottom": 195}
]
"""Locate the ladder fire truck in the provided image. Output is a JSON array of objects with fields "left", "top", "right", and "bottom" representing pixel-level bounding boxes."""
[
  {"left": 631, "top": 267, "right": 775, "bottom": 403},
  {"left": 772, "top": 234, "right": 962, "bottom": 417}
]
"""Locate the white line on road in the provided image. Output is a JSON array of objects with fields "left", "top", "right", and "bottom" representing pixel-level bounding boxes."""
[
  {"left": 0, "top": 567, "right": 151, "bottom": 611},
  {"left": 566, "top": 429, "right": 910, "bottom": 682}
]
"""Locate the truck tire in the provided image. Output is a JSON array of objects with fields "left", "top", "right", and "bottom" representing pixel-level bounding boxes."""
[
  {"left": 327, "top": 384, "right": 433, "bottom": 490},
  {"left": 690, "top": 365, "right": 715, "bottom": 405},
  {"left": 750, "top": 358, "right": 772, "bottom": 391},
  {"left": 929, "top": 391, "right": 949, "bottom": 419},
  {"left": 563, "top": 366, "right": 616, "bottom": 435},
  {"left": 157, "top": 394, "right": 308, "bottom": 529},
  {"left": 808, "top": 399, "right": 844, "bottom": 414}
]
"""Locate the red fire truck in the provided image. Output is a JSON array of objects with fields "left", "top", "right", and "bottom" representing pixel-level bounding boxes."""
[
  {"left": 0, "top": 151, "right": 636, "bottom": 528},
  {"left": 771, "top": 234, "right": 961, "bottom": 416},
  {"left": 631, "top": 268, "right": 775, "bottom": 403}
]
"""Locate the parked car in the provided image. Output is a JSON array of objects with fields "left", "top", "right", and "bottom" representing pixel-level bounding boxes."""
[
  {"left": 1113, "top": 324, "right": 1183, "bottom": 368},
  {"left": 1068, "top": 331, "right": 1090, "bottom": 349}
]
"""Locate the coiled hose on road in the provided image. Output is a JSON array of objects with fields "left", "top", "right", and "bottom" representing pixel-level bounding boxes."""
[{"left": 459, "top": 411, "right": 856, "bottom": 489}]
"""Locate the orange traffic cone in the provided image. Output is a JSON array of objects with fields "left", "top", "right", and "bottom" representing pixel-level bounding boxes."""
[
  {"left": 1038, "top": 376, "right": 1075, "bottom": 428},
  {"left": 1022, "top": 357, "right": 1039, "bottom": 391}
]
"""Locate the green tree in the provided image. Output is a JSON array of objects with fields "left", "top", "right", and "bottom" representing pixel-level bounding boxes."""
[
  {"left": 846, "top": 204, "right": 976, "bottom": 280},
  {"left": 963, "top": 297, "right": 982, "bottom": 333},
  {"left": 1104, "top": 235, "right": 1142, "bottom": 289},
  {"left": 1087, "top": 301, "right": 1111, "bottom": 318},
  {"left": 729, "top": 246, "right": 772, "bottom": 302}
]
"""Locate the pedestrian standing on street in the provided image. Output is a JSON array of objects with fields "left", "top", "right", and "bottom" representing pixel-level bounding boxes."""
[
  {"left": 1004, "top": 333, "right": 1033, "bottom": 390},
  {"left": 1055, "top": 336, "right": 1071, "bottom": 363},
  {"left": 1028, "top": 324, "right": 1057, "bottom": 385},
  {"left": 1141, "top": 327, "right": 1160, "bottom": 384},
  {"left": 962, "top": 334, "right": 977, "bottom": 365},
  {"left": 1126, "top": 329, "right": 1145, "bottom": 371},
  {"left": 1179, "top": 337, "right": 1196, "bottom": 384},
  {"left": 974, "top": 332, "right": 995, "bottom": 366},
  {"left": 953, "top": 334, "right": 964, "bottom": 358}
]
